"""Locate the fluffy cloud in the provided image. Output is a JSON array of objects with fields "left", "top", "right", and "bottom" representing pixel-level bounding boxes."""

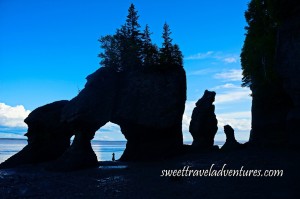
[
  {"left": 182, "top": 101, "right": 195, "bottom": 133},
  {"left": 211, "top": 83, "right": 251, "bottom": 104},
  {"left": 97, "top": 122, "right": 122, "bottom": 133},
  {"left": 0, "top": 99, "right": 250, "bottom": 142},
  {"left": 212, "top": 83, "right": 237, "bottom": 90},
  {"left": 188, "top": 68, "right": 215, "bottom": 76},
  {"left": 217, "top": 111, "right": 251, "bottom": 131},
  {"left": 94, "top": 122, "right": 124, "bottom": 141},
  {"left": 215, "top": 90, "right": 250, "bottom": 104},
  {"left": 211, "top": 70, "right": 251, "bottom": 104},
  {"left": 223, "top": 57, "right": 237, "bottom": 63},
  {"left": 216, "top": 111, "right": 251, "bottom": 142},
  {"left": 214, "top": 69, "right": 242, "bottom": 81},
  {"left": 0, "top": 103, "right": 30, "bottom": 128},
  {"left": 185, "top": 51, "right": 214, "bottom": 60},
  {"left": 185, "top": 51, "right": 239, "bottom": 64}
]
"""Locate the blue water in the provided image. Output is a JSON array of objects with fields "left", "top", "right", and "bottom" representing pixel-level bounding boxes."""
[
  {"left": 0, "top": 139, "right": 226, "bottom": 164},
  {"left": 0, "top": 139, "right": 26, "bottom": 164},
  {"left": 0, "top": 139, "right": 126, "bottom": 163},
  {"left": 91, "top": 140, "right": 126, "bottom": 161}
]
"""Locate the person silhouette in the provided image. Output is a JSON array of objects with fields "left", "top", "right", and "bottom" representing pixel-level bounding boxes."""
[{"left": 112, "top": 153, "right": 115, "bottom": 161}]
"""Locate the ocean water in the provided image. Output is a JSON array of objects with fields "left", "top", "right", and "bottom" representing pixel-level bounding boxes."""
[
  {"left": 0, "top": 139, "right": 27, "bottom": 164},
  {"left": 0, "top": 139, "right": 126, "bottom": 164},
  {"left": 91, "top": 140, "right": 126, "bottom": 161},
  {"left": 0, "top": 139, "right": 225, "bottom": 164}
]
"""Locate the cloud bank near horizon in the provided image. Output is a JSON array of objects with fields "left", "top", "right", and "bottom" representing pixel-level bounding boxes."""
[
  {"left": 0, "top": 76, "right": 252, "bottom": 142},
  {"left": 0, "top": 103, "right": 30, "bottom": 128}
]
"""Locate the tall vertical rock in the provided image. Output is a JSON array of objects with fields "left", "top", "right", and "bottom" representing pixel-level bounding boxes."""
[
  {"left": 249, "top": 82, "right": 291, "bottom": 147},
  {"left": 248, "top": 1, "right": 300, "bottom": 148},
  {"left": 189, "top": 90, "right": 218, "bottom": 149},
  {"left": 275, "top": 12, "right": 300, "bottom": 148}
]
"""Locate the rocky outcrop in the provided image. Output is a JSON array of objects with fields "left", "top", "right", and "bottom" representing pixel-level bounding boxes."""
[
  {"left": 61, "top": 67, "right": 118, "bottom": 136},
  {"left": 115, "top": 69, "right": 186, "bottom": 160},
  {"left": 249, "top": 3, "right": 300, "bottom": 148},
  {"left": 275, "top": 12, "right": 300, "bottom": 149},
  {"left": 189, "top": 90, "right": 218, "bottom": 149},
  {"left": 249, "top": 82, "right": 291, "bottom": 147},
  {"left": 221, "top": 125, "right": 245, "bottom": 151},
  {"left": 1, "top": 66, "right": 186, "bottom": 170},
  {"left": 0, "top": 100, "right": 72, "bottom": 169},
  {"left": 60, "top": 66, "right": 186, "bottom": 167}
]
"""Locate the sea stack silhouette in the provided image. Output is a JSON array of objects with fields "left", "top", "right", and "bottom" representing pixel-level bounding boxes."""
[
  {"left": 189, "top": 90, "right": 218, "bottom": 150},
  {"left": 0, "top": 64, "right": 186, "bottom": 170}
]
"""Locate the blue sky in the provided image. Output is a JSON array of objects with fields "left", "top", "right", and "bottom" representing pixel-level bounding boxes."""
[{"left": 0, "top": 0, "right": 251, "bottom": 142}]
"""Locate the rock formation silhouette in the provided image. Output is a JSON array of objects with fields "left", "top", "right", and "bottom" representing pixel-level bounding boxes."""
[
  {"left": 221, "top": 125, "right": 245, "bottom": 151},
  {"left": 0, "top": 66, "right": 186, "bottom": 170},
  {"left": 189, "top": 90, "right": 218, "bottom": 149},
  {"left": 242, "top": 0, "right": 300, "bottom": 148},
  {"left": 0, "top": 100, "right": 73, "bottom": 169},
  {"left": 275, "top": 9, "right": 300, "bottom": 149},
  {"left": 62, "top": 66, "right": 185, "bottom": 167}
]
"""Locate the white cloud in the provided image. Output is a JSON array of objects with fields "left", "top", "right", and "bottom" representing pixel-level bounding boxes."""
[
  {"left": 182, "top": 101, "right": 195, "bottom": 134},
  {"left": 214, "top": 69, "right": 242, "bottom": 81},
  {"left": 93, "top": 134, "right": 116, "bottom": 141},
  {"left": 97, "top": 122, "right": 122, "bottom": 133},
  {"left": 94, "top": 122, "right": 125, "bottom": 141},
  {"left": 212, "top": 83, "right": 251, "bottom": 104},
  {"left": 212, "top": 83, "right": 236, "bottom": 90},
  {"left": 185, "top": 51, "right": 239, "bottom": 64},
  {"left": 188, "top": 68, "right": 215, "bottom": 76},
  {"left": 0, "top": 101, "right": 250, "bottom": 142},
  {"left": 217, "top": 111, "right": 251, "bottom": 131},
  {"left": 0, "top": 103, "right": 30, "bottom": 128},
  {"left": 185, "top": 51, "right": 214, "bottom": 60},
  {"left": 215, "top": 90, "right": 250, "bottom": 104},
  {"left": 223, "top": 57, "right": 237, "bottom": 63}
]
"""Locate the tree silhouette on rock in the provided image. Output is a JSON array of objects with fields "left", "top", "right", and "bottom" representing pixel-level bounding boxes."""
[
  {"left": 159, "top": 23, "right": 183, "bottom": 69},
  {"left": 159, "top": 23, "right": 173, "bottom": 67},
  {"left": 141, "top": 24, "right": 159, "bottom": 69},
  {"left": 172, "top": 44, "right": 183, "bottom": 67},
  {"left": 98, "top": 4, "right": 183, "bottom": 72},
  {"left": 122, "top": 3, "right": 143, "bottom": 71},
  {"left": 98, "top": 35, "right": 121, "bottom": 71},
  {"left": 241, "top": 0, "right": 278, "bottom": 87}
]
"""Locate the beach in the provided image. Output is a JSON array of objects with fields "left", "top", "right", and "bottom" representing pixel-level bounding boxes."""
[{"left": 0, "top": 147, "right": 297, "bottom": 199}]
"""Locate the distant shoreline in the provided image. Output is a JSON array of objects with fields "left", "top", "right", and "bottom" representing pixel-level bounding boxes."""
[
  {"left": 0, "top": 138, "right": 248, "bottom": 146},
  {"left": 0, "top": 138, "right": 247, "bottom": 144},
  {"left": 0, "top": 138, "right": 27, "bottom": 141}
]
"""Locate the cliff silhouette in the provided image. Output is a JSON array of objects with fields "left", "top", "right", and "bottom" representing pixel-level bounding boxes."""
[{"left": 241, "top": 0, "right": 300, "bottom": 148}]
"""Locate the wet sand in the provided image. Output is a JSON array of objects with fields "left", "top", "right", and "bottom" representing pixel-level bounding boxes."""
[{"left": 0, "top": 148, "right": 298, "bottom": 199}]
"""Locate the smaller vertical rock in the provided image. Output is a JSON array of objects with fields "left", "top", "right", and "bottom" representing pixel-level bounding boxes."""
[{"left": 221, "top": 125, "right": 245, "bottom": 151}]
